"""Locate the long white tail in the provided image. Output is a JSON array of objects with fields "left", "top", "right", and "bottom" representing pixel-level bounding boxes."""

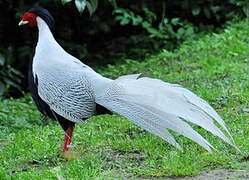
[{"left": 96, "top": 74, "right": 237, "bottom": 152}]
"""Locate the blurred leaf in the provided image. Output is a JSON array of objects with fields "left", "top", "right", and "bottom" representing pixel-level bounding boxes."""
[
  {"left": 185, "top": 27, "right": 194, "bottom": 36},
  {"left": 142, "top": 7, "right": 156, "bottom": 22},
  {"left": 75, "top": 0, "right": 87, "bottom": 14},
  {"left": 192, "top": 7, "right": 201, "bottom": 16},
  {"left": 204, "top": 7, "right": 211, "bottom": 19},
  {"left": 163, "top": 18, "right": 169, "bottom": 24},
  {"left": 61, "top": 0, "right": 73, "bottom": 5},
  {"left": 0, "top": 54, "right": 4, "bottom": 66},
  {"left": 109, "top": 0, "right": 117, "bottom": 8},
  {"left": 171, "top": 18, "right": 180, "bottom": 25},
  {"left": 177, "top": 27, "right": 185, "bottom": 37},
  {"left": 210, "top": 6, "right": 221, "bottom": 13},
  {"left": 9, "top": 67, "right": 24, "bottom": 78},
  {"left": 86, "top": 0, "right": 98, "bottom": 16},
  {"left": 132, "top": 16, "right": 143, "bottom": 25},
  {"left": 243, "top": 6, "right": 249, "bottom": 18},
  {"left": 120, "top": 17, "right": 130, "bottom": 25},
  {"left": 0, "top": 82, "right": 5, "bottom": 96},
  {"left": 18, "top": 46, "right": 32, "bottom": 57},
  {"left": 142, "top": 21, "right": 150, "bottom": 29},
  {"left": 3, "top": 77, "right": 22, "bottom": 91},
  {"left": 86, "top": 2, "right": 93, "bottom": 16}
]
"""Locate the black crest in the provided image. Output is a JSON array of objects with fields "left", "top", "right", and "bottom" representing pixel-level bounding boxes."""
[{"left": 28, "top": 7, "right": 55, "bottom": 31}]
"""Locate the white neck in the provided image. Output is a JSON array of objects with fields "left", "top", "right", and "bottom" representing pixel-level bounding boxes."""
[
  {"left": 36, "top": 17, "right": 63, "bottom": 52},
  {"left": 37, "top": 17, "right": 54, "bottom": 43}
]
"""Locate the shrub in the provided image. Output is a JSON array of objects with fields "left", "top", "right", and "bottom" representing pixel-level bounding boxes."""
[{"left": 0, "top": 0, "right": 248, "bottom": 97}]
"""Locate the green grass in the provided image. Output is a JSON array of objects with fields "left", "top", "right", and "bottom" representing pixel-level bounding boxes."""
[{"left": 1, "top": 20, "right": 249, "bottom": 179}]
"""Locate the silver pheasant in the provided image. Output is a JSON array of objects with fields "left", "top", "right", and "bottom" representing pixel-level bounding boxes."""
[{"left": 18, "top": 8, "right": 238, "bottom": 153}]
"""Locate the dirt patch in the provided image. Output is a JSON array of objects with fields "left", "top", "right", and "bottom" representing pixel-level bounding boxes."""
[{"left": 137, "top": 169, "right": 249, "bottom": 180}]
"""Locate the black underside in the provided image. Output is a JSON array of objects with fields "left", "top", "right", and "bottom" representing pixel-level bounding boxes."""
[
  {"left": 28, "top": 58, "right": 112, "bottom": 132},
  {"left": 96, "top": 103, "right": 112, "bottom": 115}
]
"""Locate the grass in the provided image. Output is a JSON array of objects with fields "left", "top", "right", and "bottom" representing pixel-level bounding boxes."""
[{"left": 1, "top": 20, "right": 249, "bottom": 179}]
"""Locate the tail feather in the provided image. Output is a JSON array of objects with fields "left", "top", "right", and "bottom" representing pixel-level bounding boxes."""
[
  {"left": 173, "top": 84, "right": 234, "bottom": 141},
  {"left": 96, "top": 75, "right": 238, "bottom": 151}
]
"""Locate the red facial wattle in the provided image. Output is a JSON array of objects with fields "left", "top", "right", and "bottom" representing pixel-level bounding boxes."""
[{"left": 21, "top": 12, "right": 38, "bottom": 27}]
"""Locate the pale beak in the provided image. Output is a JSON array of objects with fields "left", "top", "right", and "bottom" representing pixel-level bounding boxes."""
[{"left": 18, "top": 20, "right": 29, "bottom": 26}]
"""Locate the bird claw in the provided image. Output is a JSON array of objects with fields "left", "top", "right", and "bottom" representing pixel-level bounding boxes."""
[{"left": 62, "top": 151, "right": 78, "bottom": 159}]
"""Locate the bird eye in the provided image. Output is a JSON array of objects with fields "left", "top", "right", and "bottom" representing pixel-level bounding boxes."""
[{"left": 28, "top": 16, "right": 33, "bottom": 20}]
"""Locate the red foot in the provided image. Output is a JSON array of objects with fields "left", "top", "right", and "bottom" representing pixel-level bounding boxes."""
[{"left": 62, "top": 127, "right": 74, "bottom": 152}]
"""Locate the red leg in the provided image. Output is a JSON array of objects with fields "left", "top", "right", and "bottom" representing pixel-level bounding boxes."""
[{"left": 62, "top": 127, "right": 74, "bottom": 152}]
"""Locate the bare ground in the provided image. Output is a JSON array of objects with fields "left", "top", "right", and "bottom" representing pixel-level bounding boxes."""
[{"left": 137, "top": 169, "right": 249, "bottom": 180}]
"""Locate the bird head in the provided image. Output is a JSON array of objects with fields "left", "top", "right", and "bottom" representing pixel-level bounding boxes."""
[
  {"left": 18, "top": 8, "right": 55, "bottom": 31},
  {"left": 18, "top": 12, "right": 38, "bottom": 27}
]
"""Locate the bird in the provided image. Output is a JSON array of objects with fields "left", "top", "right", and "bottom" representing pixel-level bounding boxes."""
[{"left": 18, "top": 7, "right": 237, "bottom": 153}]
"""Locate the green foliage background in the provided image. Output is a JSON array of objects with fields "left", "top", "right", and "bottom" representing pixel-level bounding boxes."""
[
  {"left": 1, "top": 20, "right": 249, "bottom": 179},
  {"left": 0, "top": 0, "right": 248, "bottom": 97}
]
